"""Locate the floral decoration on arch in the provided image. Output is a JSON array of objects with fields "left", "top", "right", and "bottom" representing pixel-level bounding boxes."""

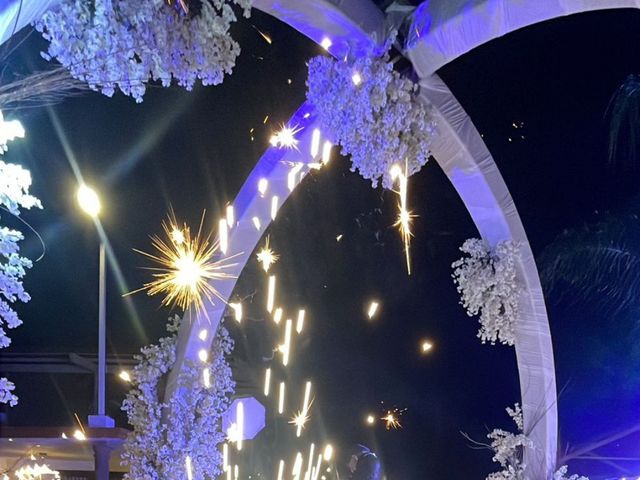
[
  {"left": 306, "top": 52, "right": 436, "bottom": 189},
  {"left": 452, "top": 238, "right": 522, "bottom": 346},
  {"left": 121, "top": 315, "right": 235, "bottom": 479},
  {"left": 480, "top": 404, "right": 588, "bottom": 480},
  {"left": 0, "top": 112, "right": 42, "bottom": 407},
  {"left": 36, "top": 0, "right": 252, "bottom": 103}
]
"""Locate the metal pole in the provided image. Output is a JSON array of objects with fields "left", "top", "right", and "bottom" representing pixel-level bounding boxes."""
[{"left": 98, "top": 241, "right": 106, "bottom": 416}]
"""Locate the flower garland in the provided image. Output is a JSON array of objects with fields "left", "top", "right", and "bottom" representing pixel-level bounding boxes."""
[
  {"left": 0, "top": 112, "right": 42, "bottom": 406},
  {"left": 483, "top": 404, "right": 588, "bottom": 480},
  {"left": 306, "top": 53, "right": 435, "bottom": 189},
  {"left": 121, "top": 315, "right": 235, "bottom": 479},
  {"left": 451, "top": 238, "right": 521, "bottom": 346},
  {"left": 36, "top": 0, "right": 252, "bottom": 103}
]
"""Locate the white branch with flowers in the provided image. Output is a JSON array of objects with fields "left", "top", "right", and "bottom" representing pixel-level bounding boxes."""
[
  {"left": 36, "top": 0, "right": 252, "bottom": 103},
  {"left": 469, "top": 404, "right": 588, "bottom": 480},
  {"left": 0, "top": 112, "right": 42, "bottom": 406},
  {"left": 452, "top": 238, "right": 522, "bottom": 346},
  {"left": 121, "top": 315, "right": 235, "bottom": 479},
  {"left": 306, "top": 52, "right": 436, "bottom": 189}
]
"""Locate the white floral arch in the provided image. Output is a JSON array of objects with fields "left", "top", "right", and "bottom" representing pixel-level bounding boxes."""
[{"left": 1, "top": 1, "right": 637, "bottom": 477}]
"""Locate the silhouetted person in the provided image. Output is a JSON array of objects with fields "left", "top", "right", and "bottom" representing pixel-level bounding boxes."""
[{"left": 346, "top": 444, "right": 382, "bottom": 480}]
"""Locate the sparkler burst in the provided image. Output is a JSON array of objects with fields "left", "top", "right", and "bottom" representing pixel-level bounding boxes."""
[
  {"left": 130, "top": 212, "right": 237, "bottom": 313},
  {"left": 289, "top": 409, "right": 311, "bottom": 430},
  {"left": 270, "top": 124, "right": 303, "bottom": 149},
  {"left": 381, "top": 407, "right": 407, "bottom": 430},
  {"left": 257, "top": 235, "right": 279, "bottom": 272},
  {"left": 391, "top": 163, "right": 417, "bottom": 275}
]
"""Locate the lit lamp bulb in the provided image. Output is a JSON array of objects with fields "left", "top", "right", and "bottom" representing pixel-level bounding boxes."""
[
  {"left": 77, "top": 185, "right": 101, "bottom": 218},
  {"left": 366, "top": 414, "right": 375, "bottom": 425}
]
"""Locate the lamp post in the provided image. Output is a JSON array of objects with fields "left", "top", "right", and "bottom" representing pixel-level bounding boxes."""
[{"left": 77, "top": 185, "right": 113, "bottom": 429}]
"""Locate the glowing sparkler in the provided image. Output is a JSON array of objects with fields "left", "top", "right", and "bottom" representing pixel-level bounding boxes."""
[
  {"left": 273, "top": 307, "right": 283, "bottom": 324},
  {"left": 291, "top": 381, "right": 313, "bottom": 437},
  {"left": 198, "top": 349, "right": 208, "bottom": 363},
  {"left": 267, "top": 275, "right": 277, "bottom": 313},
  {"left": 292, "top": 452, "right": 303, "bottom": 479},
  {"left": 320, "top": 37, "right": 332, "bottom": 50},
  {"left": 296, "top": 309, "right": 305, "bottom": 334},
  {"left": 366, "top": 414, "right": 375, "bottom": 425},
  {"left": 229, "top": 302, "right": 242, "bottom": 322},
  {"left": 119, "top": 370, "right": 131, "bottom": 382},
  {"left": 306, "top": 443, "right": 315, "bottom": 479},
  {"left": 130, "top": 213, "right": 237, "bottom": 313},
  {"left": 310, "top": 128, "right": 321, "bottom": 158},
  {"left": 252, "top": 216, "right": 261, "bottom": 230},
  {"left": 277, "top": 460, "right": 285, "bottom": 480},
  {"left": 258, "top": 178, "right": 268, "bottom": 196},
  {"left": 367, "top": 301, "right": 380, "bottom": 319},
  {"left": 264, "top": 368, "right": 272, "bottom": 396},
  {"left": 73, "top": 429, "right": 86, "bottom": 441},
  {"left": 313, "top": 454, "right": 323, "bottom": 480},
  {"left": 236, "top": 401, "right": 244, "bottom": 451},
  {"left": 219, "top": 218, "right": 229, "bottom": 254},
  {"left": 282, "top": 318, "right": 292, "bottom": 366},
  {"left": 256, "top": 237, "right": 279, "bottom": 274},
  {"left": 271, "top": 195, "right": 279, "bottom": 220},
  {"left": 198, "top": 328, "right": 208, "bottom": 341},
  {"left": 351, "top": 72, "right": 362, "bottom": 86},
  {"left": 278, "top": 381, "right": 286, "bottom": 414},
  {"left": 381, "top": 407, "right": 407, "bottom": 430},
  {"left": 321, "top": 141, "right": 332, "bottom": 165},
  {"left": 185, "top": 456, "right": 193, "bottom": 480},
  {"left": 421, "top": 340, "right": 434, "bottom": 354},
  {"left": 288, "top": 163, "right": 304, "bottom": 191},
  {"left": 392, "top": 163, "right": 417, "bottom": 275},
  {"left": 323, "top": 444, "right": 333, "bottom": 461},
  {"left": 271, "top": 124, "right": 303, "bottom": 149},
  {"left": 226, "top": 205, "right": 235, "bottom": 227},
  {"left": 252, "top": 25, "right": 272, "bottom": 44}
]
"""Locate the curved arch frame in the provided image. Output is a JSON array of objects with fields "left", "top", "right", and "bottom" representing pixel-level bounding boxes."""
[{"left": 3, "top": 1, "right": 634, "bottom": 477}]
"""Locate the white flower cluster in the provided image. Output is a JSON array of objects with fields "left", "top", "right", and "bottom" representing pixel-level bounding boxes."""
[
  {"left": 451, "top": 238, "right": 521, "bottom": 346},
  {"left": 0, "top": 115, "right": 42, "bottom": 407},
  {"left": 122, "top": 316, "right": 235, "bottom": 479},
  {"left": 486, "top": 404, "right": 588, "bottom": 480},
  {"left": 487, "top": 404, "right": 532, "bottom": 480},
  {"left": 306, "top": 54, "right": 435, "bottom": 189},
  {"left": 36, "top": 0, "right": 252, "bottom": 103}
]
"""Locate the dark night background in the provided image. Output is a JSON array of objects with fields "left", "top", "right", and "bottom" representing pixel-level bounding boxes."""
[{"left": 1, "top": 6, "right": 640, "bottom": 479}]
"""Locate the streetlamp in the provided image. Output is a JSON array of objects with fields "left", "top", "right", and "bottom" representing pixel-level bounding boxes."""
[{"left": 77, "top": 184, "right": 113, "bottom": 429}]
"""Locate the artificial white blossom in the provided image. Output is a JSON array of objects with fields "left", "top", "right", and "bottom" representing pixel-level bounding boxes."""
[
  {"left": 552, "top": 466, "right": 588, "bottom": 480},
  {"left": 0, "top": 113, "right": 41, "bottom": 406},
  {"left": 306, "top": 53, "right": 435, "bottom": 188},
  {"left": 121, "top": 315, "right": 235, "bottom": 480},
  {"left": 484, "top": 404, "right": 589, "bottom": 480},
  {"left": 36, "top": 0, "right": 252, "bottom": 103},
  {"left": 451, "top": 238, "right": 521, "bottom": 346}
]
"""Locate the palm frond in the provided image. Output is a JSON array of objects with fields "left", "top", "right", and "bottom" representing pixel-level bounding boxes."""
[
  {"left": 607, "top": 74, "right": 640, "bottom": 168},
  {"left": 0, "top": 67, "right": 88, "bottom": 111},
  {"left": 539, "top": 210, "right": 640, "bottom": 315}
]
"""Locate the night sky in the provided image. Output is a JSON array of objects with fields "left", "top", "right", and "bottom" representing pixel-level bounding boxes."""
[{"left": 1, "top": 7, "right": 640, "bottom": 480}]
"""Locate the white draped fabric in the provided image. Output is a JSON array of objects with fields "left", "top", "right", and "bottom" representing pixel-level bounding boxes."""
[
  {"left": 0, "top": 0, "right": 58, "bottom": 46},
  {"left": 407, "top": 0, "right": 640, "bottom": 78},
  {"left": 418, "top": 74, "right": 557, "bottom": 478}
]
